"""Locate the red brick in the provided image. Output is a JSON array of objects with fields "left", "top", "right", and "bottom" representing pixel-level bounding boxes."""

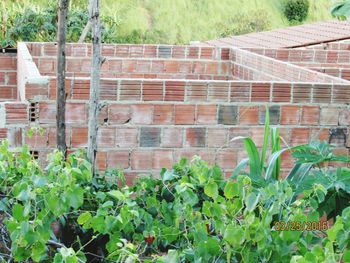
[
  {"left": 186, "top": 82, "right": 207, "bottom": 102},
  {"left": 251, "top": 83, "right": 270, "bottom": 102},
  {"left": 216, "top": 150, "right": 237, "bottom": 169},
  {"left": 251, "top": 127, "right": 265, "bottom": 147},
  {"left": 239, "top": 106, "right": 259, "bottom": 125},
  {"left": 293, "top": 84, "right": 312, "bottom": 103},
  {"left": 131, "top": 104, "right": 153, "bottom": 124},
  {"left": 5, "top": 103, "right": 28, "bottom": 124},
  {"left": 108, "top": 104, "right": 131, "bottom": 124},
  {"left": 67, "top": 103, "right": 87, "bottom": 124},
  {"left": 228, "top": 128, "right": 252, "bottom": 148},
  {"left": 164, "top": 61, "right": 178, "bottom": 73},
  {"left": 301, "top": 106, "right": 320, "bottom": 125},
  {"left": 97, "top": 128, "right": 115, "bottom": 148},
  {"left": 193, "top": 62, "right": 205, "bottom": 74},
  {"left": 25, "top": 83, "right": 49, "bottom": 99},
  {"left": 313, "top": 84, "right": 331, "bottom": 103},
  {"left": 153, "top": 150, "right": 173, "bottom": 169},
  {"left": 0, "top": 56, "right": 16, "bottom": 70},
  {"left": 207, "top": 128, "right": 227, "bottom": 148},
  {"left": 71, "top": 127, "right": 88, "bottom": 147},
  {"left": 280, "top": 105, "right": 300, "bottom": 125},
  {"left": 339, "top": 109, "right": 350, "bottom": 126},
  {"left": 196, "top": 105, "right": 217, "bottom": 124},
  {"left": 165, "top": 81, "right": 185, "bottom": 101},
  {"left": 109, "top": 60, "right": 122, "bottom": 71},
  {"left": 115, "top": 128, "right": 138, "bottom": 148},
  {"left": 230, "top": 82, "right": 250, "bottom": 102},
  {"left": 320, "top": 108, "right": 340, "bottom": 125},
  {"left": 122, "top": 60, "right": 137, "bottom": 73},
  {"left": 185, "top": 128, "right": 206, "bottom": 147},
  {"left": 175, "top": 105, "right": 195, "bottom": 125},
  {"left": 153, "top": 105, "right": 174, "bottom": 124},
  {"left": 96, "top": 152, "right": 107, "bottom": 171},
  {"left": 107, "top": 151, "right": 129, "bottom": 169},
  {"left": 119, "top": 80, "right": 142, "bottom": 101},
  {"left": 291, "top": 128, "right": 310, "bottom": 146},
  {"left": 310, "top": 128, "right": 329, "bottom": 141},
  {"left": 208, "top": 83, "right": 229, "bottom": 102},
  {"left": 143, "top": 81, "right": 163, "bottom": 101},
  {"left": 131, "top": 150, "right": 153, "bottom": 170},
  {"left": 272, "top": 83, "right": 291, "bottom": 102},
  {"left": 205, "top": 62, "right": 218, "bottom": 74},
  {"left": 162, "top": 128, "right": 183, "bottom": 148},
  {"left": 281, "top": 151, "right": 294, "bottom": 169},
  {"left": 67, "top": 59, "right": 82, "bottom": 72}
]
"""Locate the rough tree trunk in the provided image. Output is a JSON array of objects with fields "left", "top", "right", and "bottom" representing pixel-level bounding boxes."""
[
  {"left": 56, "top": 0, "right": 69, "bottom": 155},
  {"left": 87, "top": 0, "right": 102, "bottom": 174}
]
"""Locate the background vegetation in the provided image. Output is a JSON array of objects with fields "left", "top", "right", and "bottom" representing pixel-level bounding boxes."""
[{"left": 1, "top": 0, "right": 333, "bottom": 46}]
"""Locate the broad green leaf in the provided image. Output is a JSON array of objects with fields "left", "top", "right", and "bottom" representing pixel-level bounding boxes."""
[
  {"left": 66, "top": 186, "right": 84, "bottom": 209},
  {"left": 245, "top": 192, "right": 260, "bottom": 212},
  {"left": 13, "top": 203, "right": 25, "bottom": 221},
  {"left": 204, "top": 181, "right": 218, "bottom": 200},
  {"left": 224, "top": 224, "right": 244, "bottom": 246},
  {"left": 77, "top": 212, "right": 92, "bottom": 225},
  {"left": 230, "top": 158, "right": 249, "bottom": 179},
  {"left": 108, "top": 190, "right": 125, "bottom": 201},
  {"left": 327, "top": 218, "right": 343, "bottom": 242},
  {"left": 224, "top": 181, "right": 239, "bottom": 199}
]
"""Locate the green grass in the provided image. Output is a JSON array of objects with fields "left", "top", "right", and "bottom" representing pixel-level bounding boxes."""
[{"left": 2, "top": 0, "right": 334, "bottom": 44}]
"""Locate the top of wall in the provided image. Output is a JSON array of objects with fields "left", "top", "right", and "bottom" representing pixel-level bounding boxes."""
[{"left": 198, "top": 20, "right": 350, "bottom": 48}]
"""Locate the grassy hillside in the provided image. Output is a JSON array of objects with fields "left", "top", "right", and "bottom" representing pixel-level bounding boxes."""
[{"left": 1, "top": 0, "right": 334, "bottom": 45}]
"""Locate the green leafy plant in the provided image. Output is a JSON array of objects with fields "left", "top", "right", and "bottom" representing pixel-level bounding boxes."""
[
  {"left": 283, "top": 0, "right": 310, "bottom": 23},
  {"left": 332, "top": 0, "right": 350, "bottom": 20}
]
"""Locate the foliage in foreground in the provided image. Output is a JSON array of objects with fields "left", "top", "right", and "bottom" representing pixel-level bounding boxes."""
[
  {"left": 283, "top": 0, "right": 310, "bottom": 23},
  {"left": 0, "top": 139, "right": 349, "bottom": 262}
]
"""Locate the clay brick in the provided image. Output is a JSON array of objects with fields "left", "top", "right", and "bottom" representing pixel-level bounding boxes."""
[
  {"left": 251, "top": 127, "right": 265, "bottom": 147},
  {"left": 207, "top": 128, "right": 227, "bottom": 148},
  {"left": 196, "top": 105, "right": 217, "bottom": 124},
  {"left": 293, "top": 84, "right": 312, "bottom": 103},
  {"left": 228, "top": 128, "right": 251, "bottom": 148},
  {"left": 200, "top": 47, "right": 214, "bottom": 59},
  {"left": 0, "top": 56, "right": 16, "bottom": 70},
  {"left": 185, "top": 128, "right": 206, "bottom": 147},
  {"left": 216, "top": 150, "right": 237, "bottom": 169},
  {"left": 310, "top": 128, "right": 329, "bottom": 142},
  {"left": 71, "top": 127, "right": 88, "bottom": 147},
  {"left": 115, "top": 128, "right": 138, "bottom": 148},
  {"left": 25, "top": 83, "right": 49, "bottom": 99},
  {"left": 122, "top": 60, "right": 137, "bottom": 73},
  {"left": 239, "top": 106, "right": 259, "bottom": 125},
  {"left": 153, "top": 150, "right": 173, "bottom": 169},
  {"left": 131, "top": 104, "right": 153, "bottom": 124},
  {"left": 175, "top": 105, "right": 195, "bottom": 125},
  {"left": 142, "top": 81, "right": 163, "bottom": 101},
  {"left": 39, "top": 58, "right": 55, "bottom": 73},
  {"left": 208, "top": 83, "right": 229, "bottom": 102},
  {"left": 280, "top": 105, "right": 300, "bottom": 125},
  {"left": 109, "top": 60, "right": 122, "bottom": 71},
  {"left": 153, "top": 104, "right": 174, "bottom": 124},
  {"left": 164, "top": 61, "right": 178, "bottom": 73},
  {"left": 259, "top": 106, "right": 280, "bottom": 125},
  {"left": 332, "top": 84, "right": 350, "bottom": 104},
  {"left": 96, "top": 152, "right": 107, "bottom": 171},
  {"left": 280, "top": 151, "right": 294, "bottom": 169},
  {"left": 71, "top": 78, "right": 91, "bottom": 99},
  {"left": 301, "top": 106, "right": 320, "bottom": 125},
  {"left": 131, "top": 150, "right": 153, "bottom": 170},
  {"left": 205, "top": 62, "right": 218, "bottom": 74},
  {"left": 165, "top": 81, "right": 185, "bottom": 101},
  {"left": 67, "top": 59, "right": 82, "bottom": 72},
  {"left": 313, "top": 84, "right": 332, "bottom": 103},
  {"left": 97, "top": 128, "right": 115, "bottom": 148},
  {"left": 107, "top": 151, "right": 129, "bottom": 169},
  {"left": 67, "top": 103, "right": 87, "bottom": 124},
  {"left": 108, "top": 104, "right": 131, "bottom": 124},
  {"left": 151, "top": 61, "right": 164, "bottom": 73},
  {"left": 136, "top": 61, "right": 151, "bottom": 73},
  {"left": 339, "top": 108, "right": 350, "bottom": 126},
  {"left": 187, "top": 47, "right": 200, "bottom": 59},
  {"left": 218, "top": 105, "right": 238, "bottom": 125},
  {"left": 329, "top": 128, "right": 347, "bottom": 147},
  {"left": 186, "top": 82, "right": 207, "bottom": 102},
  {"left": 320, "top": 108, "right": 340, "bottom": 125},
  {"left": 178, "top": 62, "right": 192, "bottom": 73},
  {"left": 193, "top": 61, "right": 205, "bottom": 74},
  {"left": 7, "top": 127, "right": 22, "bottom": 147},
  {"left": 251, "top": 83, "right": 270, "bottom": 102},
  {"left": 162, "top": 128, "right": 183, "bottom": 148},
  {"left": 272, "top": 83, "right": 291, "bottom": 102},
  {"left": 140, "top": 127, "right": 161, "bottom": 147},
  {"left": 230, "top": 82, "right": 250, "bottom": 102},
  {"left": 291, "top": 128, "right": 310, "bottom": 146},
  {"left": 119, "top": 80, "right": 142, "bottom": 101},
  {"left": 5, "top": 103, "right": 28, "bottom": 124}
]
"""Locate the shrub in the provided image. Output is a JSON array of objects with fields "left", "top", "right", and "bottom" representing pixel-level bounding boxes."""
[
  {"left": 219, "top": 9, "right": 271, "bottom": 37},
  {"left": 283, "top": 0, "right": 310, "bottom": 23}
]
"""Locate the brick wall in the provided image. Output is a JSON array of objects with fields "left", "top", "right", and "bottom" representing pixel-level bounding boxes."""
[
  {"left": 0, "top": 53, "right": 17, "bottom": 101},
  {"left": 0, "top": 42, "right": 349, "bottom": 182}
]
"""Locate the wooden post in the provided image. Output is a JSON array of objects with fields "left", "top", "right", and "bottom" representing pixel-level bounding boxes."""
[
  {"left": 87, "top": 0, "right": 101, "bottom": 174},
  {"left": 56, "top": 0, "right": 69, "bottom": 155}
]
